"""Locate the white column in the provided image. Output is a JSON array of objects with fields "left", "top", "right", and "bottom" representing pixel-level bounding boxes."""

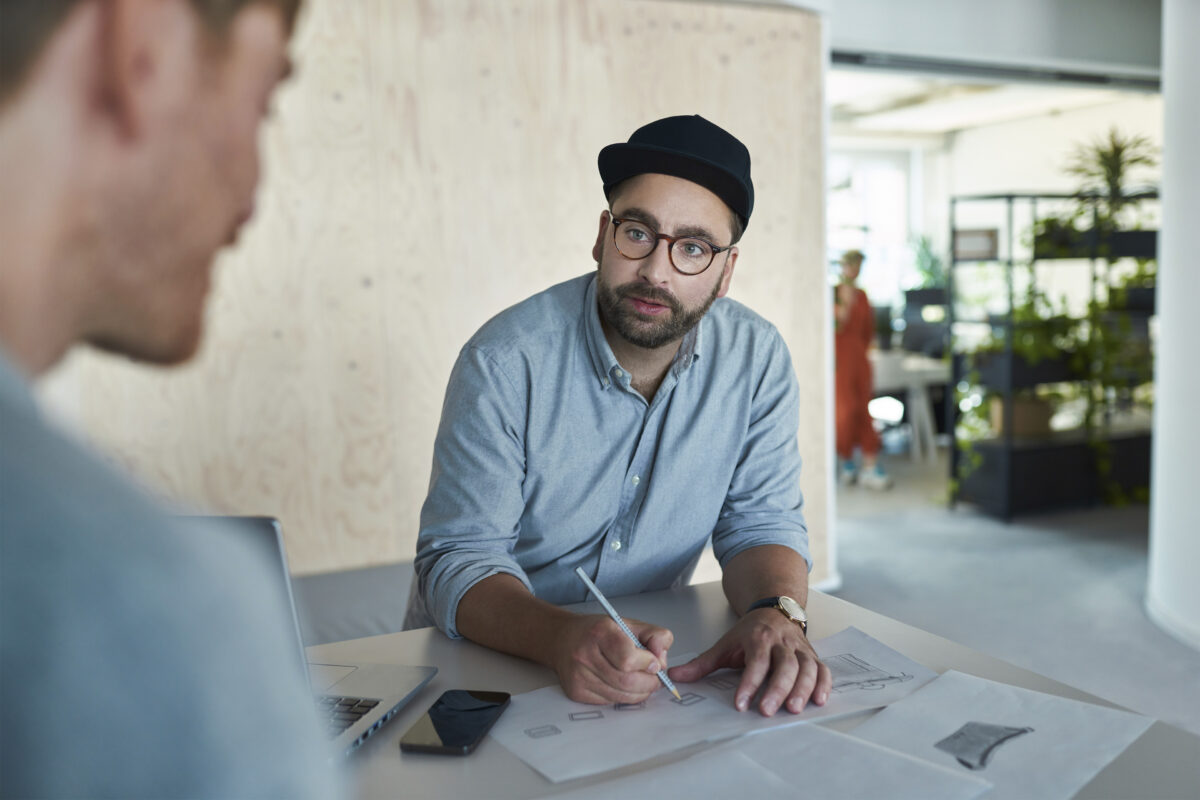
[{"left": 1146, "top": 0, "right": 1200, "bottom": 651}]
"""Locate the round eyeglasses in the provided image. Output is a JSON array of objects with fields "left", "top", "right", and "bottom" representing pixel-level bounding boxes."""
[{"left": 610, "top": 217, "right": 732, "bottom": 276}]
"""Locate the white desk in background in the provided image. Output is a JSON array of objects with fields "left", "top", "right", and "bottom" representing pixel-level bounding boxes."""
[
  {"left": 309, "top": 582, "right": 1200, "bottom": 799},
  {"left": 870, "top": 349, "right": 950, "bottom": 462}
]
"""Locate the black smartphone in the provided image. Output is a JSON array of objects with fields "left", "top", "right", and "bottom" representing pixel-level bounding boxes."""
[{"left": 398, "top": 690, "right": 511, "bottom": 755}]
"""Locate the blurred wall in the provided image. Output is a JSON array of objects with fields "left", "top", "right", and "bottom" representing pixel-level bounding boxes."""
[{"left": 40, "top": 0, "right": 830, "bottom": 582}]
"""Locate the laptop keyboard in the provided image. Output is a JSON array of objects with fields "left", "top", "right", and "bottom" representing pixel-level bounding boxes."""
[{"left": 318, "top": 695, "right": 380, "bottom": 738}]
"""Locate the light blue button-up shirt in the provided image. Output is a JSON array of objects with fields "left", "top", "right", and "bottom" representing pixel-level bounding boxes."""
[{"left": 410, "top": 273, "right": 809, "bottom": 637}]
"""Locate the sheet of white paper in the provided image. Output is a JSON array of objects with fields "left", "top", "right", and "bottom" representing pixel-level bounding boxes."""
[
  {"left": 491, "top": 626, "right": 937, "bottom": 782},
  {"left": 728, "top": 723, "right": 992, "bottom": 800},
  {"left": 850, "top": 670, "right": 1153, "bottom": 800},
  {"left": 546, "top": 749, "right": 792, "bottom": 799},
  {"left": 548, "top": 720, "right": 990, "bottom": 800}
]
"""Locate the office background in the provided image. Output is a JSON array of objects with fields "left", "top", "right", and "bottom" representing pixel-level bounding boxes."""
[
  {"left": 34, "top": 0, "right": 1198, "bottom": 662},
  {"left": 37, "top": 0, "right": 832, "bottom": 580}
]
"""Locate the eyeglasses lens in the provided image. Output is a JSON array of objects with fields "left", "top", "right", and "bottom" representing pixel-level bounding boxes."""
[{"left": 614, "top": 220, "right": 713, "bottom": 275}]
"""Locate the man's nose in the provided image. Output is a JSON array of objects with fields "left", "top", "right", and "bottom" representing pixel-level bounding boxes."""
[{"left": 636, "top": 238, "right": 673, "bottom": 284}]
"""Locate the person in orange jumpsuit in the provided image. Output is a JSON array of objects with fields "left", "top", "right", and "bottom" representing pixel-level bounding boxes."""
[{"left": 835, "top": 250, "right": 892, "bottom": 489}]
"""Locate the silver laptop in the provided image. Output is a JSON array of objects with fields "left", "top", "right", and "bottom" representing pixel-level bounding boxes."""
[{"left": 185, "top": 516, "right": 437, "bottom": 756}]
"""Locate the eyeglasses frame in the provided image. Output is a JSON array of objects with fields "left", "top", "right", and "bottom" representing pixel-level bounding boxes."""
[{"left": 608, "top": 214, "right": 733, "bottom": 276}]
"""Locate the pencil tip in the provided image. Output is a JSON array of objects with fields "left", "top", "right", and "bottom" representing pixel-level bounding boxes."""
[{"left": 671, "top": 688, "right": 682, "bottom": 700}]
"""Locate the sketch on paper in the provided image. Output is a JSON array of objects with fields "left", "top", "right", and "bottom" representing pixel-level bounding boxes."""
[
  {"left": 490, "top": 627, "right": 944, "bottom": 784},
  {"left": 706, "top": 674, "right": 738, "bottom": 691},
  {"left": 935, "top": 722, "right": 1034, "bottom": 770},
  {"left": 524, "top": 724, "right": 562, "bottom": 739},
  {"left": 825, "top": 652, "right": 914, "bottom": 693},
  {"left": 569, "top": 710, "right": 604, "bottom": 721},
  {"left": 613, "top": 701, "right": 646, "bottom": 711}
]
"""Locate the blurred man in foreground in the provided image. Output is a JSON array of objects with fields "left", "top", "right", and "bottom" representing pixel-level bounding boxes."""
[{"left": 0, "top": 1, "right": 339, "bottom": 795}]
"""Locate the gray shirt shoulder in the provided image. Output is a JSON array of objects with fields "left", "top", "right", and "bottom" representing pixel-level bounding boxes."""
[
  {"left": 465, "top": 274, "right": 591, "bottom": 358},
  {"left": 0, "top": 357, "right": 340, "bottom": 798}
]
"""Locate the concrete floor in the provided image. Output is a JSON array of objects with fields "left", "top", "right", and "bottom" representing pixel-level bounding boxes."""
[{"left": 830, "top": 446, "right": 1200, "bottom": 737}]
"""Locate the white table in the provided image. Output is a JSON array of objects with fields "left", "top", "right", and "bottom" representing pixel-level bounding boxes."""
[
  {"left": 311, "top": 582, "right": 1200, "bottom": 799},
  {"left": 870, "top": 350, "right": 950, "bottom": 461}
]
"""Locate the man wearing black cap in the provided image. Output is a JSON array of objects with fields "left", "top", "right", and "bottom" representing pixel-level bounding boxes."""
[{"left": 410, "top": 115, "right": 831, "bottom": 717}]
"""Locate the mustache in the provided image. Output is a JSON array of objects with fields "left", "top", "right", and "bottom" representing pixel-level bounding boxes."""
[{"left": 615, "top": 283, "right": 681, "bottom": 312}]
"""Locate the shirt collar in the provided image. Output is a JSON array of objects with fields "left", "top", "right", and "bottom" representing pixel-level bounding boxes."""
[
  {"left": 582, "top": 274, "right": 703, "bottom": 392},
  {"left": 673, "top": 315, "right": 702, "bottom": 376}
]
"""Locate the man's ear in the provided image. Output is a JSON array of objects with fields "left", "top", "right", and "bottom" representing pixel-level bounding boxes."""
[
  {"left": 96, "top": 0, "right": 179, "bottom": 141},
  {"left": 592, "top": 210, "right": 610, "bottom": 264},
  {"left": 716, "top": 248, "right": 737, "bottom": 298}
]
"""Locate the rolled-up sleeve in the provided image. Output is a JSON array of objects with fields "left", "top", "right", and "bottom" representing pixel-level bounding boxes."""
[
  {"left": 414, "top": 345, "right": 534, "bottom": 638},
  {"left": 710, "top": 332, "right": 811, "bottom": 571}
]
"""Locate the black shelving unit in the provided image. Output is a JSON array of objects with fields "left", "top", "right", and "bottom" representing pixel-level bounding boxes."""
[{"left": 947, "top": 193, "right": 1157, "bottom": 519}]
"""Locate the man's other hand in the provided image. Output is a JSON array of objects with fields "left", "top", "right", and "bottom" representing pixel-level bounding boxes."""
[
  {"left": 667, "top": 609, "right": 830, "bottom": 716},
  {"left": 551, "top": 615, "right": 674, "bottom": 705}
]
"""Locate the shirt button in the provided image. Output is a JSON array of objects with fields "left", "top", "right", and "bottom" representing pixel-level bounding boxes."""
[
  {"left": 631, "top": 475, "right": 640, "bottom": 486},
  {"left": 611, "top": 540, "right": 622, "bottom": 551},
  {"left": 614, "top": 369, "right": 624, "bottom": 379}
]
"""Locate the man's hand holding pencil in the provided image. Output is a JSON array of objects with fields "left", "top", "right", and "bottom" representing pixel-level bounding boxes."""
[{"left": 551, "top": 611, "right": 675, "bottom": 706}]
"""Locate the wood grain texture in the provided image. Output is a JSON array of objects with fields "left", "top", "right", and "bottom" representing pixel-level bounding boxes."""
[{"left": 39, "top": 0, "right": 830, "bottom": 581}]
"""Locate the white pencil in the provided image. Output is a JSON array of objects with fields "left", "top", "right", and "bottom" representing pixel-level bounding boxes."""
[{"left": 574, "top": 566, "right": 682, "bottom": 700}]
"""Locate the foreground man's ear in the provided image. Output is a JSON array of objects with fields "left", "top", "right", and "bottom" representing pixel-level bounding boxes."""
[{"left": 96, "top": 0, "right": 183, "bottom": 142}]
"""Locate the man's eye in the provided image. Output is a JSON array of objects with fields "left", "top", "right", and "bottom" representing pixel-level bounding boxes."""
[
  {"left": 625, "top": 226, "right": 651, "bottom": 242},
  {"left": 680, "top": 240, "right": 709, "bottom": 258}
]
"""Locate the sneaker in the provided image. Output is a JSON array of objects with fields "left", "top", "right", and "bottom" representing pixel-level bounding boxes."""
[
  {"left": 860, "top": 465, "right": 893, "bottom": 491},
  {"left": 838, "top": 460, "right": 858, "bottom": 486}
]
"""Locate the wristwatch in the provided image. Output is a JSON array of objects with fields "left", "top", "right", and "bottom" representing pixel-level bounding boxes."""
[{"left": 747, "top": 596, "right": 808, "bottom": 635}]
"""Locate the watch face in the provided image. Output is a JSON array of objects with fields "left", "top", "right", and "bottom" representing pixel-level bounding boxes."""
[{"left": 779, "top": 596, "right": 807, "bottom": 622}]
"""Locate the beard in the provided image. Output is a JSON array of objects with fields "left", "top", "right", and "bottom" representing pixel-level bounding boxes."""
[{"left": 596, "top": 268, "right": 725, "bottom": 350}]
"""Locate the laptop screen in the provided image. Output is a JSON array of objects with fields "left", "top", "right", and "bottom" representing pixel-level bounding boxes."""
[{"left": 177, "top": 516, "right": 310, "bottom": 675}]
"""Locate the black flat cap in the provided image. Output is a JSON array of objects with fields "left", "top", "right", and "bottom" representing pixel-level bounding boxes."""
[{"left": 598, "top": 115, "right": 754, "bottom": 230}]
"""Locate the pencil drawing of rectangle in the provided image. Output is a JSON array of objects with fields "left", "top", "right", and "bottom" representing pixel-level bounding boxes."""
[
  {"left": 524, "top": 724, "right": 562, "bottom": 739},
  {"left": 705, "top": 674, "right": 737, "bottom": 691},
  {"left": 613, "top": 701, "right": 646, "bottom": 710},
  {"left": 671, "top": 692, "right": 705, "bottom": 706},
  {"left": 568, "top": 710, "right": 605, "bottom": 721},
  {"left": 935, "top": 721, "right": 1034, "bottom": 770}
]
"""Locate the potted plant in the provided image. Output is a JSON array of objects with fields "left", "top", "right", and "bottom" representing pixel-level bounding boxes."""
[{"left": 1032, "top": 129, "right": 1158, "bottom": 262}]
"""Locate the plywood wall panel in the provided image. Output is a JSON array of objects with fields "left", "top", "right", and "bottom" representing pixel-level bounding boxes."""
[{"left": 41, "top": 0, "right": 830, "bottom": 582}]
